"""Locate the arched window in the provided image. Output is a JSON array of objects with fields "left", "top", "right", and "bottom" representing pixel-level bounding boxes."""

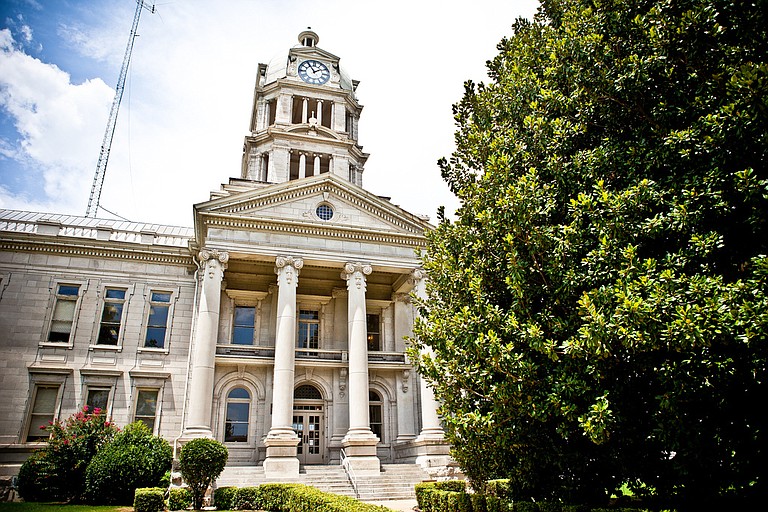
[
  {"left": 369, "top": 390, "right": 383, "bottom": 442},
  {"left": 225, "top": 387, "right": 250, "bottom": 443},
  {"left": 294, "top": 384, "right": 322, "bottom": 400}
]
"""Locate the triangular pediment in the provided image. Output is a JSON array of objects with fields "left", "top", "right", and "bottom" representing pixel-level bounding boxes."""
[
  {"left": 290, "top": 46, "right": 340, "bottom": 65},
  {"left": 194, "top": 173, "right": 431, "bottom": 243}
]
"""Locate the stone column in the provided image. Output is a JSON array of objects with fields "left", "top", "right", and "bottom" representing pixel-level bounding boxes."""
[
  {"left": 264, "top": 256, "right": 303, "bottom": 477},
  {"left": 341, "top": 262, "right": 380, "bottom": 474},
  {"left": 299, "top": 153, "right": 306, "bottom": 179},
  {"left": 183, "top": 249, "right": 228, "bottom": 438},
  {"left": 410, "top": 269, "right": 451, "bottom": 472}
]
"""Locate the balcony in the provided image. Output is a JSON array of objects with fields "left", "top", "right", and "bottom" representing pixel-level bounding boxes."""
[{"left": 215, "top": 344, "right": 406, "bottom": 364}]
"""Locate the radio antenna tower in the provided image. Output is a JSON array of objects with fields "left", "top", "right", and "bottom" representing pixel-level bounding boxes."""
[{"left": 86, "top": 0, "right": 155, "bottom": 218}]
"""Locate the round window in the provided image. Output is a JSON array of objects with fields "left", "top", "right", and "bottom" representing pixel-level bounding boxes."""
[{"left": 316, "top": 203, "right": 334, "bottom": 221}]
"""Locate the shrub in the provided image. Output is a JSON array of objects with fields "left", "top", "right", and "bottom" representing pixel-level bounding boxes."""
[
  {"left": 84, "top": 421, "right": 172, "bottom": 504},
  {"left": 16, "top": 406, "right": 118, "bottom": 502},
  {"left": 179, "top": 438, "right": 228, "bottom": 509},
  {"left": 435, "top": 480, "right": 468, "bottom": 493},
  {"left": 134, "top": 487, "right": 165, "bottom": 512},
  {"left": 415, "top": 482, "right": 437, "bottom": 512},
  {"left": 214, "top": 486, "right": 238, "bottom": 510},
  {"left": 169, "top": 487, "right": 193, "bottom": 511},
  {"left": 16, "top": 451, "right": 59, "bottom": 502},
  {"left": 470, "top": 492, "right": 487, "bottom": 512},
  {"left": 233, "top": 486, "right": 262, "bottom": 510}
]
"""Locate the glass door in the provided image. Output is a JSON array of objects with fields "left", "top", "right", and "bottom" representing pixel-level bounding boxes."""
[{"left": 292, "top": 409, "right": 324, "bottom": 464}]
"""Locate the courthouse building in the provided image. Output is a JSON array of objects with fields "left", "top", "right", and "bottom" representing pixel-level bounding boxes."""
[{"left": 0, "top": 30, "right": 449, "bottom": 481}]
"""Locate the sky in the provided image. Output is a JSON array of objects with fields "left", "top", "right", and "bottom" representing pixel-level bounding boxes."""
[{"left": 0, "top": 0, "right": 540, "bottom": 227}]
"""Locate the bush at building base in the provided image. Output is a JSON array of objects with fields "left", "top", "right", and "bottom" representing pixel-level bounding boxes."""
[
  {"left": 179, "top": 438, "right": 229, "bottom": 510},
  {"left": 169, "top": 487, "right": 194, "bottom": 511},
  {"left": 134, "top": 487, "right": 166, "bottom": 512},
  {"left": 84, "top": 421, "right": 172, "bottom": 504},
  {"left": 16, "top": 406, "right": 118, "bottom": 502}
]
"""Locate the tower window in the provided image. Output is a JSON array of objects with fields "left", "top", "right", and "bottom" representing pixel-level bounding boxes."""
[{"left": 316, "top": 204, "right": 334, "bottom": 221}]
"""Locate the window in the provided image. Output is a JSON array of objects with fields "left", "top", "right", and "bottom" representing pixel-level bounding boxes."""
[
  {"left": 134, "top": 389, "right": 159, "bottom": 430},
  {"left": 316, "top": 203, "right": 334, "bottom": 221},
  {"left": 48, "top": 284, "right": 80, "bottom": 343},
  {"left": 26, "top": 385, "right": 59, "bottom": 442},
  {"left": 145, "top": 292, "right": 171, "bottom": 348},
  {"left": 97, "top": 288, "right": 127, "bottom": 345},
  {"left": 86, "top": 388, "right": 110, "bottom": 413},
  {"left": 233, "top": 306, "right": 255, "bottom": 345},
  {"left": 367, "top": 314, "right": 380, "bottom": 351},
  {"left": 369, "top": 390, "right": 383, "bottom": 442},
  {"left": 225, "top": 388, "right": 250, "bottom": 443},
  {"left": 298, "top": 310, "right": 319, "bottom": 349}
]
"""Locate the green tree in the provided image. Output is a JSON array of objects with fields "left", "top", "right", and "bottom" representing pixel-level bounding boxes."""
[
  {"left": 179, "top": 438, "right": 228, "bottom": 510},
  {"left": 84, "top": 421, "right": 172, "bottom": 504},
  {"left": 411, "top": 0, "right": 768, "bottom": 508}
]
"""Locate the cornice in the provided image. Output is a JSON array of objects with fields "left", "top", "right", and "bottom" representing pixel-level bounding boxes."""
[
  {"left": 201, "top": 213, "right": 427, "bottom": 248},
  {"left": 0, "top": 236, "right": 195, "bottom": 267}
]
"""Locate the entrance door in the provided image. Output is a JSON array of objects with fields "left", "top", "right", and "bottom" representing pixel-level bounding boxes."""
[{"left": 292, "top": 408, "right": 323, "bottom": 464}]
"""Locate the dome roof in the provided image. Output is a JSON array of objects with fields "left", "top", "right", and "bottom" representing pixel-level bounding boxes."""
[{"left": 262, "top": 31, "right": 355, "bottom": 92}]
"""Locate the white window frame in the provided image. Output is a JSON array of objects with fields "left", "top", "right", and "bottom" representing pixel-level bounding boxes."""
[
  {"left": 139, "top": 286, "right": 179, "bottom": 353},
  {"left": 80, "top": 370, "right": 121, "bottom": 418},
  {"left": 42, "top": 279, "right": 86, "bottom": 348},
  {"left": 133, "top": 387, "right": 162, "bottom": 433},
  {"left": 91, "top": 283, "right": 134, "bottom": 350},
  {"left": 23, "top": 369, "right": 69, "bottom": 444},
  {"left": 225, "top": 290, "right": 268, "bottom": 346}
]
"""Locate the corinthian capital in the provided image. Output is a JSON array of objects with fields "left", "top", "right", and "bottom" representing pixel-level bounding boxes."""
[
  {"left": 409, "top": 268, "right": 426, "bottom": 285},
  {"left": 341, "top": 262, "right": 372, "bottom": 291},
  {"left": 274, "top": 256, "right": 304, "bottom": 286},
  {"left": 198, "top": 248, "right": 229, "bottom": 271}
]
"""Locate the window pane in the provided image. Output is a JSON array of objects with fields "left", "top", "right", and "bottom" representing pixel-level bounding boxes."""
[
  {"left": 151, "top": 292, "right": 171, "bottom": 302},
  {"left": 225, "top": 422, "right": 248, "bottom": 443},
  {"left": 101, "top": 303, "right": 124, "bottom": 323},
  {"left": 226, "top": 402, "right": 249, "bottom": 423},
  {"left": 299, "top": 310, "right": 319, "bottom": 320},
  {"left": 86, "top": 389, "right": 109, "bottom": 412},
  {"left": 136, "top": 390, "right": 158, "bottom": 416},
  {"left": 148, "top": 304, "right": 169, "bottom": 326},
  {"left": 33, "top": 387, "right": 58, "bottom": 413},
  {"left": 228, "top": 388, "right": 250, "bottom": 400},
  {"left": 232, "top": 326, "right": 254, "bottom": 345},
  {"left": 105, "top": 289, "right": 125, "bottom": 300},
  {"left": 145, "top": 327, "right": 167, "bottom": 348},
  {"left": 234, "top": 306, "right": 255, "bottom": 325},
  {"left": 52, "top": 300, "right": 75, "bottom": 321},
  {"left": 58, "top": 285, "right": 79, "bottom": 296},
  {"left": 98, "top": 325, "right": 120, "bottom": 345}
]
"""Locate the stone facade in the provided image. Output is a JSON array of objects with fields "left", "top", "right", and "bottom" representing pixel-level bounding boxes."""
[{"left": 0, "top": 30, "right": 448, "bottom": 482}]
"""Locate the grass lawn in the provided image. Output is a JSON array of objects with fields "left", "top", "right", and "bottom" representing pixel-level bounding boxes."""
[{"left": 0, "top": 503, "right": 133, "bottom": 512}]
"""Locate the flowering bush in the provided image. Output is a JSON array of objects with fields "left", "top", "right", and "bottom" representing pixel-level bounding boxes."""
[{"left": 17, "top": 406, "right": 118, "bottom": 502}]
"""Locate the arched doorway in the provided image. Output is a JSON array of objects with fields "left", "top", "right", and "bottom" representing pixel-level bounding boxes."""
[{"left": 292, "top": 384, "right": 324, "bottom": 464}]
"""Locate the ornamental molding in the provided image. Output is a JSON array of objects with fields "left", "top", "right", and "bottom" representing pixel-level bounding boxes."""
[
  {"left": 0, "top": 239, "right": 194, "bottom": 267},
  {"left": 202, "top": 214, "right": 426, "bottom": 248},
  {"left": 341, "top": 262, "right": 372, "bottom": 290},
  {"left": 275, "top": 255, "right": 304, "bottom": 285}
]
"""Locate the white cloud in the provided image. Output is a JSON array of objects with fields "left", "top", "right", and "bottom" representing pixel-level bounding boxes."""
[{"left": 0, "top": 28, "right": 113, "bottom": 213}]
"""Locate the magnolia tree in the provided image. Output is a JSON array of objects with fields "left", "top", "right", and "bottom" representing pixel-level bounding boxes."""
[
  {"left": 179, "top": 438, "right": 228, "bottom": 510},
  {"left": 411, "top": 0, "right": 768, "bottom": 508}
]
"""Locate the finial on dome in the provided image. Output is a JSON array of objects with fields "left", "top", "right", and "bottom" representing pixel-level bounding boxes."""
[{"left": 299, "top": 28, "right": 319, "bottom": 47}]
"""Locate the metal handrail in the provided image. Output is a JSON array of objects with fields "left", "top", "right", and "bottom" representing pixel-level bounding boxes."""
[{"left": 339, "top": 448, "right": 360, "bottom": 499}]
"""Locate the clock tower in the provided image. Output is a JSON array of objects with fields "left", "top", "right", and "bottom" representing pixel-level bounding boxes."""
[{"left": 241, "top": 29, "right": 369, "bottom": 188}]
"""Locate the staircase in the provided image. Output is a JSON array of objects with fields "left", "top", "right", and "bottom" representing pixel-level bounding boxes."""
[{"left": 216, "top": 463, "right": 431, "bottom": 501}]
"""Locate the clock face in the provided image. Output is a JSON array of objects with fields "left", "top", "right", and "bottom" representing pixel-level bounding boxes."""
[{"left": 298, "top": 59, "right": 331, "bottom": 85}]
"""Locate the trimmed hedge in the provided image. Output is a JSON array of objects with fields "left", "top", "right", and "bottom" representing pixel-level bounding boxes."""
[
  {"left": 213, "top": 486, "right": 238, "bottom": 510},
  {"left": 414, "top": 481, "right": 659, "bottom": 512},
  {"left": 169, "top": 487, "right": 193, "bottom": 511},
  {"left": 134, "top": 487, "right": 165, "bottom": 512}
]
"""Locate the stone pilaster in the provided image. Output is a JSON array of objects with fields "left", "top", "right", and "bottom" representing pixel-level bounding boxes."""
[
  {"left": 340, "top": 262, "right": 380, "bottom": 475},
  {"left": 264, "top": 256, "right": 303, "bottom": 478},
  {"left": 183, "top": 248, "right": 228, "bottom": 438}
]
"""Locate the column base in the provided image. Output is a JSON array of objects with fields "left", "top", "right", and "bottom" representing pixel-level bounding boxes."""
[
  {"left": 341, "top": 431, "right": 380, "bottom": 476},
  {"left": 263, "top": 431, "right": 300, "bottom": 478},
  {"left": 178, "top": 427, "right": 214, "bottom": 442}
]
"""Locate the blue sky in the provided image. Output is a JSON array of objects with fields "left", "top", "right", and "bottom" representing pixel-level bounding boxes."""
[{"left": 1, "top": 0, "right": 539, "bottom": 226}]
